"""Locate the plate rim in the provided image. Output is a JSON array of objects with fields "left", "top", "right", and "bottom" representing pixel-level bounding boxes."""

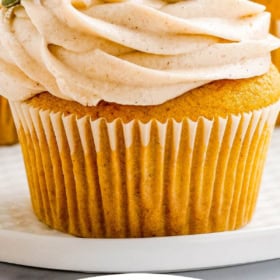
[{"left": 1, "top": 224, "right": 280, "bottom": 273}]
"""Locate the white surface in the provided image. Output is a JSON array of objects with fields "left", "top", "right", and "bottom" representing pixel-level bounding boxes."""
[
  {"left": 0, "top": 129, "right": 280, "bottom": 273},
  {"left": 83, "top": 274, "right": 200, "bottom": 280}
]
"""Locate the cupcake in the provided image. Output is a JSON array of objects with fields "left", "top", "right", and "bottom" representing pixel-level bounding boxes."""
[
  {"left": 1, "top": 0, "right": 280, "bottom": 238},
  {"left": 0, "top": 95, "right": 17, "bottom": 145}
]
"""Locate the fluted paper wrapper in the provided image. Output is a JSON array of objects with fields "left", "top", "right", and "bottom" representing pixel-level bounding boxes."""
[
  {"left": 0, "top": 96, "right": 17, "bottom": 145},
  {"left": 10, "top": 101, "right": 280, "bottom": 238}
]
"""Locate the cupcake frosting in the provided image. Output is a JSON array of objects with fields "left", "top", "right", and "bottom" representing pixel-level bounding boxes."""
[{"left": 0, "top": 0, "right": 280, "bottom": 106}]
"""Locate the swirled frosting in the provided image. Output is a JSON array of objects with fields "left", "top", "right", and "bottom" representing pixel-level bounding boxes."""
[{"left": 0, "top": 0, "right": 280, "bottom": 106}]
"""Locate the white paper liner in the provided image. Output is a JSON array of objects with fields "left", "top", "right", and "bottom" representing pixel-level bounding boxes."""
[{"left": 9, "top": 100, "right": 280, "bottom": 238}]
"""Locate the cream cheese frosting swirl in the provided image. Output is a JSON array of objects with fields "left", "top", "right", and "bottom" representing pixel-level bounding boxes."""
[{"left": 0, "top": 0, "right": 280, "bottom": 106}]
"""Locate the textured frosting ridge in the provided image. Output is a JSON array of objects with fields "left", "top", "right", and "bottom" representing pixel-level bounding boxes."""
[{"left": 0, "top": 0, "right": 280, "bottom": 106}]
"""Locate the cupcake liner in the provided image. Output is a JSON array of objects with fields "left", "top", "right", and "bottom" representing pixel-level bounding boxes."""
[
  {"left": 0, "top": 96, "right": 17, "bottom": 145},
  {"left": 10, "top": 100, "right": 280, "bottom": 238}
]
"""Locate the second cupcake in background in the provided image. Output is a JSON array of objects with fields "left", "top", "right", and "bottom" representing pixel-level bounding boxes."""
[
  {"left": 0, "top": 96, "right": 17, "bottom": 145},
  {"left": 0, "top": 0, "right": 18, "bottom": 145},
  {"left": 255, "top": 0, "right": 280, "bottom": 69},
  {"left": 1, "top": 0, "right": 280, "bottom": 238},
  {"left": 254, "top": 0, "right": 280, "bottom": 124}
]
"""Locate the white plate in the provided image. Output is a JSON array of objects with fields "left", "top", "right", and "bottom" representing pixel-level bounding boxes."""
[
  {"left": 1, "top": 130, "right": 280, "bottom": 273},
  {"left": 83, "top": 274, "right": 200, "bottom": 280}
]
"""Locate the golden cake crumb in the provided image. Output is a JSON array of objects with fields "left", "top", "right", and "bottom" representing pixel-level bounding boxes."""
[{"left": 27, "top": 66, "right": 280, "bottom": 123}]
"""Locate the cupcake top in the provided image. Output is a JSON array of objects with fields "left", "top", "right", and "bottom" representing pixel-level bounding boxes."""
[{"left": 0, "top": 0, "right": 280, "bottom": 106}]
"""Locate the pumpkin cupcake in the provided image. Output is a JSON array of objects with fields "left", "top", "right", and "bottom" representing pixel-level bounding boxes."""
[{"left": 1, "top": 0, "right": 280, "bottom": 238}]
